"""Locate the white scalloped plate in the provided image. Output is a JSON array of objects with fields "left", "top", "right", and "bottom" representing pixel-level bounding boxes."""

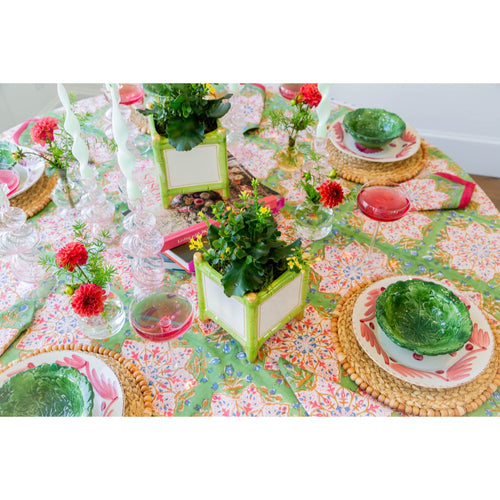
[
  {"left": 8, "top": 154, "right": 45, "bottom": 199},
  {"left": 0, "top": 351, "right": 124, "bottom": 416},
  {"left": 329, "top": 115, "right": 421, "bottom": 163},
  {"left": 352, "top": 276, "right": 494, "bottom": 389}
]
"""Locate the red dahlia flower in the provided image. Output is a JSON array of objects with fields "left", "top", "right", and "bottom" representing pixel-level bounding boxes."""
[
  {"left": 55, "top": 242, "right": 88, "bottom": 271},
  {"left": 300, "top": 84, "right": 322, "bottom": 108},
  {"left": 30, "top": 116, "right": 59, "bottom": 146},
  {"left": 72, "top": 283, "right": 107, "bottom": 317},
  {"left": 318, "top": 180, "right": 344, "bottom": 208}
]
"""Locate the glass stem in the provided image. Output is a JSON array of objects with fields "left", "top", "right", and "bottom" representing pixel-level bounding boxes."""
[{"left": 367, "top": 221, "right": 380, "bottom": 256}]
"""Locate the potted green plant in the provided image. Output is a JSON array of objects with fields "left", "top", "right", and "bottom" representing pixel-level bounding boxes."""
[
  {"left": 139, "top": 83, "right": 232, "bottom": 207},
  {"left": 192, "top": 180, "right": 310, "bottom": 362}
]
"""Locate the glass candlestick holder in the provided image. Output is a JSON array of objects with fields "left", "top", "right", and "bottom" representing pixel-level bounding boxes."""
[
  {"left": 0, "top": 184, "right": 56, "bottom": 299},
  {"left": 79, "top": 177, "right": 117, "bottom": 245},
  {"left": 121, "top": 195, "right": 194, "bottom": 343},
  {"left": 121, "top": 196, "right": 166, "bottom": 299},
  {"left": 221, "top": 85, "right": 246, "bottom": 146}
]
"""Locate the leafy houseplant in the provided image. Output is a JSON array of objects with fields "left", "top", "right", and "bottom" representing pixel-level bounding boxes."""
[
  {"left": 139, "top": 83, "right": 232, "bottom": 151},
  {"left": 141, "top": 83, "right": 233, "bottom": 207},
  {"left": 192, "top": 179, "right": 308, "bottom": 297},
  {"left": 192, "top": 180, "right": 310, "bottom": 362},
  {"left": 270, "top": 83, "right": 322, "bottom": 170}
]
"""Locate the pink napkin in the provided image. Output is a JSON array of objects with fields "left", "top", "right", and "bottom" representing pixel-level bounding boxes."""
[
  {"left": 403, "top": 172, "right": 476, "bottom": 211},
  {"left": 12, "top": 118, "right": 40, "bottom": 145}
]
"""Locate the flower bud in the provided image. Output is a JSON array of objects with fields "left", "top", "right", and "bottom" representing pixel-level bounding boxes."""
[{"left": 65, "top": 285, "right": 75, "bottom": 296}]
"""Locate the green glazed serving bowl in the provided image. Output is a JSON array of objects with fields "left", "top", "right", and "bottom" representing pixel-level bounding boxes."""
[
  {"left": 375, "top": 279, "right": 473, "bottom": 356},
  {"left": 343, "top": 108, "right": 406, "bottom": 148}
]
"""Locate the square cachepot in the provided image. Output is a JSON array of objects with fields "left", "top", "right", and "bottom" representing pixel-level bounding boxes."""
[
  {"left": 194, "top": 252, "right": 309, "bottom": 362},
  {"left": 149, "top": 115, "right": 230, "bottom": 208}
]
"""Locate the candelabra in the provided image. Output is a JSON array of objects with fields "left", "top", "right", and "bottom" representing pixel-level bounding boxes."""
[{"left": 57, "top": 84, "right": 117, "bottom": 243}]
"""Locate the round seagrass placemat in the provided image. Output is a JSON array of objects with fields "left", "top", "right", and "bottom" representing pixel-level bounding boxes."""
[
  {"left": 326, "top": 140, "right": 428, "bottom": 184},
  {"left": 0, "top": 344, "right": 153, "bottom": 416},
  {"left": 9, "top": 173, "right": 57, "bottom": 218},
  {"left": 331, "top": 277, "right": 500, "bottom": 416}
]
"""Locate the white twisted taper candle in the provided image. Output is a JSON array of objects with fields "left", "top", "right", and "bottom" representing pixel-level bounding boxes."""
[
  {"left": 57, "top": 84, "right": 93, "bottom": 180},
  {"left": 316, "top": 83, "right": 332, "bottom": 139},
  {"left": 106, "top": 84, "right": 141, "bottom": 200}
]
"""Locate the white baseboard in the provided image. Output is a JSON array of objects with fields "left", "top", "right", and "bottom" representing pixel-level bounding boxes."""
[{"left": 421, "top": 129, "right": 500, "bottom": 178}]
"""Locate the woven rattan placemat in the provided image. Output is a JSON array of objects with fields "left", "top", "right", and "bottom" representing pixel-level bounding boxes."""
[
  {"left": 331, "top": 277, "right": 500, "bottom": 416},
  {"left": 0, "top": 344, "right": 153, "bottom": 416},
  {"left": 326, "top": 140, "right": 428, "bottom": 184},
  {"left": 9, "top": 173, "right": 57, "bottom": 218}
]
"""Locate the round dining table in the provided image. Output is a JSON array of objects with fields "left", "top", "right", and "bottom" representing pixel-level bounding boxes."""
[{"left": 0, "top": 84, "right": 499, "bottom": 417}]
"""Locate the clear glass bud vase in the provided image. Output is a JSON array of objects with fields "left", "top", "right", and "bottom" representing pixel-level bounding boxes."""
[
  {"left": 294, "top": 200, "right": 334, "bottom": 241},
  {"left": 77, "top": 293, "right": 126, "bottom": 340},
  {"left": 51, "top": 169, "right": 83, "bottom": 215}
]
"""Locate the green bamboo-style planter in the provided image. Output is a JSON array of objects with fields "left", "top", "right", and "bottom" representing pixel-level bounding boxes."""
[
  {"left": 194, "top": 252, "right": 309, "bottom": 362},
  {"left": 149, "top": 115, "right": 230, "bottom": 208}
]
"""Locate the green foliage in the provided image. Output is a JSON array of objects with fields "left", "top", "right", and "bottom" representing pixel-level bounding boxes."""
[
  {"left": 139, "top": 83, "right": 231, "bottom": 151},
  {"left": 194, "top": 180, "right": 307, "bottom": 297},
  {"left": 297, "top": 148, "right": 331, "bottom": 204},
  {"left": 0, "top": 141, "right": 16, "bottom": 167},
  {"left": 269, "top": 99, "right": 315, "bottom": 150},
  {"left": 40, "top": 221, "right": 117, "bottom": 290},
  {"left": 11, "top": 104, "right": 115, "bottom": 175}
]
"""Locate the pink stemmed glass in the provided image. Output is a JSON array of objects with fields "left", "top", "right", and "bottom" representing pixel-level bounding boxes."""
[
  {"left": 356, "top": 180, "right": 410, "bottom": 257},
  {"left": 278, "top": 84, "right": 304, "bottom": 100}
]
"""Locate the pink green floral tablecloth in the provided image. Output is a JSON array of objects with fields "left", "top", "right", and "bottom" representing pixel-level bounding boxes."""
[{"left": 1, "top": 84, "right": 499, "bottom": 417}]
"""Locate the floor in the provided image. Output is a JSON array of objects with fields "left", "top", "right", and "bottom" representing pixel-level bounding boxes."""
[{"left": 470, "top": 175, "right": 500, "bottom": 210}]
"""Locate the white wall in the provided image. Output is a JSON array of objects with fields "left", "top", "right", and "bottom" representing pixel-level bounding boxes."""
[
  {"left": 332, "top": 84, "right": 500, "bottom": 178},
  {"left": 1, "top": 83, "right": 499, "bottom": 177},
  {"left": 0, "top": 84, "right": 101, "bottom": 132}
]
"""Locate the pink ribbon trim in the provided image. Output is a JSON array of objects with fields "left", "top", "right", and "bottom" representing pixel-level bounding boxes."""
[
  {"left": 12, "top": 118, "right": 39, "bottom": 145},
  {"left": 435, "top": 172, "right": 476, "bottom": 209}
]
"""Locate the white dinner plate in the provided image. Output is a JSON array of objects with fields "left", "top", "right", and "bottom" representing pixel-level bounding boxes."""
[
  {"left": 8, "top": 153, "right": 45, "bottom": 199},
  {"left": 329, "top": 115, "right": 421, "bottom": 163},
  {"left": 0, "top": 350, "right": 124, "bottom": 416},
  {"left": 351, "top": 276, "right": 494, "bottom": 389}
]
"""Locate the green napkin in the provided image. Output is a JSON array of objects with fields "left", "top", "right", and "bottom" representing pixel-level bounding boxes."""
[
  {"left": 0, "top": 299, "right": 38, "bottom": 356},
  {"left": 0, "top": 279, "right": 55, "bottom": 357}
]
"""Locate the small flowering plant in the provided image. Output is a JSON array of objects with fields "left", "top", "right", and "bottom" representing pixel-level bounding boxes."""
[
  {"left": 40, "top": 221, "right": 117, "bottom": 317},
  {"left": 270, "top": 83, "right": 322, "bottom": 152},
  {"left": 190, "top": 179, "right": 308, "bottom": 297},
  {"left": 12, "top": 116, "right": 75, "bottom": 176},
  {"left": 298, "top": 149, "right": 344, "bottom": 209},
  {"left": 139, "top": 83, "right": 232, "bottom": 151}
]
